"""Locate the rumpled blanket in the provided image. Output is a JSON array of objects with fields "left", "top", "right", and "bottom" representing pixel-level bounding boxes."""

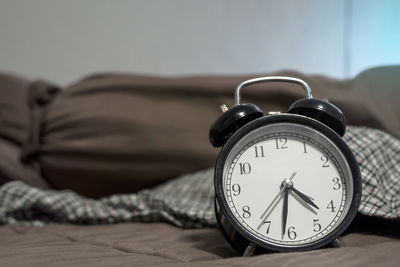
[{"left": 0, "top": 126, "right": 399, "bottom": 227}]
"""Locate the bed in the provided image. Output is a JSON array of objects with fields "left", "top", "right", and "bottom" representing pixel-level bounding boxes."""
[{"left": 0, "top": 66, "right": 399, "bottom": 266}]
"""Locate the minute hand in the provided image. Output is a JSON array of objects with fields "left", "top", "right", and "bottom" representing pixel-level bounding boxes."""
[
  {"left": 282, "top": 187, "right": 289, "bottom": 238},
  {"left": 291, "top": 187, "right": 319, "bottom": 210}
]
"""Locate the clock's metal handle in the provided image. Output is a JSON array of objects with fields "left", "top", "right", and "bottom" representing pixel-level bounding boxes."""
[{"left": 235, "top": 76, "right": 313, "bottom": 105}]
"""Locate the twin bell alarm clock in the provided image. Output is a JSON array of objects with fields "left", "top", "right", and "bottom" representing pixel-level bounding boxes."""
[{"left": 209, "top": 77, "right": 361, "bottom": 255}]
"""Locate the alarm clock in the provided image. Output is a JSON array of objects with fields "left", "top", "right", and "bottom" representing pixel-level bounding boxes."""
[{"left": 209, "top": 77, "right": 361, "bottom": 255}]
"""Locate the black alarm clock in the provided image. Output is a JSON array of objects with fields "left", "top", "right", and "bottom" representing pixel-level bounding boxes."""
[{"left": 209, "top": 77, "right": 361, "bottom": 255}]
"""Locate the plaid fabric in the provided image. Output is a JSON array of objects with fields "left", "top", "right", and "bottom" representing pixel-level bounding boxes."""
[
  {"left": 0, "top": 126, "right": 398, "bottom": 227},
  {"left": 344, "top": 127, "right": 400, "bottom": 218}
]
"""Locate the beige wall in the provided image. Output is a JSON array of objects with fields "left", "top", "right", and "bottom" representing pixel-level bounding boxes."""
[{"left": 0, "top": 0, "right": 399, "bottom": 85}]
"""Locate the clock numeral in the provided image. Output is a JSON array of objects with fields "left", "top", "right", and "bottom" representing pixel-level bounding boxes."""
[
  {"left": 242, "top": 206, "right": 251, "bottom": 219},
  {"left": 287, "top": 226, "right": 297, "bottom": 240},
  {"left": 332, "top": 177, "right": 341, "bottom": 190},
  {"left": 327, "top": 200, "right": 336, "bottom": 212},
  {"left": 254, "top": 145, "right": 265, "bottom": 158},
  {"left": 263, "top": 220, "right": 271, "bottom": 234},
  {"left": 239, "top": 162, "right": 251, "bottom": 175},
  {"left": 313, "top": 219, "right": 322, "bottom": 232},
  {"left": 232, "top": 184, "right": 241, "bottom": 196},
  {"left": 303, "top": 141, "right": 307, "bottom": 153},
  {"left": 321, "top": 155, "right": 329, "bottom": 167},
  {"left": 275, "top": 137, "right": 288, "bottom": 149}
]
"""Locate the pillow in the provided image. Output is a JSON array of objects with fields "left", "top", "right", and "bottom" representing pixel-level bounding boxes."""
[
  {"left": 0, "top": 73, "right": 31, "bottom": 146},
  {"left": 0, "top": 73, "right": 52, "bottom": 189},
  {"left": 0, "top": 138, "right": 49, "bottom": 189},
  {"left": 28, "top": 67, "right": 399, "bottom": 198}
]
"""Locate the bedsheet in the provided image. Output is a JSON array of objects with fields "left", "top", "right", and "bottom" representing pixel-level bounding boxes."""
[{"left": 0, "top": 223, "right": 399, "bottom": 267}]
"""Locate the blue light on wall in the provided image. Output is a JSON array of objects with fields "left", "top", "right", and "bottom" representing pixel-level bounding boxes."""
[{"left": 347, "top": 0, "right": 400, "bottom": 77}]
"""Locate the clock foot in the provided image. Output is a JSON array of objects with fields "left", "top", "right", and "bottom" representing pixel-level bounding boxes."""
[
  {"left": 331, "top": 238, "right": 343, "bottom": 248},
  {"left": 243, "top": 242, "right": 256, "bottom": 256}
]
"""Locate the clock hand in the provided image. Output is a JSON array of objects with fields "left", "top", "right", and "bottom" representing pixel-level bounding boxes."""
[
  {"left": 288, "top": 171, "right": 297, "bottom": 182},
  {"left": 257, "top": 189, "right": 283, "bottom": 230},
  {"left": 257, "top": 172, "right": 297, "bottom": 231},
  {"left": 282, "top": 187, "right": 289, "bottom": 239},
  {"left": 291, "top": 186, "right": 319, "bottom": 210},
  {"left": 259, "top": 187, "right": 284, "bottom": 220}
]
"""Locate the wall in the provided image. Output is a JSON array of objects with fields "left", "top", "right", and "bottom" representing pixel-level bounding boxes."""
[{"left": 0, "top": 0, "right": 399, "bottom": 85}]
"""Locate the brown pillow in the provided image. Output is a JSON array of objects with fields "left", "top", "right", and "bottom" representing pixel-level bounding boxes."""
[
  {"left": 0, "top": 73, "right": 51, "bottom": 189},
  {"left": 29, "top": 67, "right": 399, "bottom": 198},
  {"left": 0, "top": 73, "right": 31, "bottom": 146},
  {"left": 0, "top": 138, "right": 50, "bottom": 189}
]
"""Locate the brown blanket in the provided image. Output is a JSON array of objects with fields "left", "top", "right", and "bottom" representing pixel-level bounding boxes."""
[{"left": 0, "top": 223, "right": 398, "bottom": 267}]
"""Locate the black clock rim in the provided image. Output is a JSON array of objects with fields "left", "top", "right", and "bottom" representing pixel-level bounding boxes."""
[{"left": 214, "top": 113, "right": 362, "bottom": 253}]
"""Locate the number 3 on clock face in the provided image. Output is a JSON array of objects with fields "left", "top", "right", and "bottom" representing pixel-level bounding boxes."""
[{"left": 216, "top": 118, "right": 360, "bottom": 252}]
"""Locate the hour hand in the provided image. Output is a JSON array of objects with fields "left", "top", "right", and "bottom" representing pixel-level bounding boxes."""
[{"left": 291, "top": 187, "right": 319, "bottom": 210}]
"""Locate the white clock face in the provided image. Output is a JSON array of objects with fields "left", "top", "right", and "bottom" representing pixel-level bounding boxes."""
[{"left": 222, "top": 122, "right": 354, "bottom": 247}]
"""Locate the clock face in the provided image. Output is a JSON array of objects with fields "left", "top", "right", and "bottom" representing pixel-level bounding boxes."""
[{"left": 221, "top": 122, "right": 354, "bottom": 249}]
